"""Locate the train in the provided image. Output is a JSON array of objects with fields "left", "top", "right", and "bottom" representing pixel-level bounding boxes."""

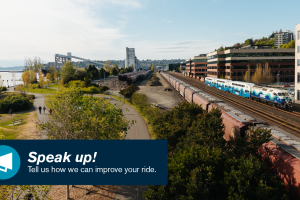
[
  {"left": 118, "top": 70, "right": 151, "bottom": 84},
  {"left": 205, "top": 77, "right": 292, "bottom": 108}
]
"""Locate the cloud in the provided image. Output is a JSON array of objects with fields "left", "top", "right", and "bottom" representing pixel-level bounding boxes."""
[
  {"left": 162, "top": 19, "right": 173, "bottom": 23},
  {"left": 157, "top": 40, "right": 213, "bottom": 53},
  {"left": 0, "top": 0, "right": 145, "bottom": 65},
  {"left": 109, "top": 0, "right": 143, "bottom": 9}
]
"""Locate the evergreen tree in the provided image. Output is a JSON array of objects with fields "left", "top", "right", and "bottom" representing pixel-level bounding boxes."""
[{"left": 143, "top": 102, "right": 289, "bottom": 200}]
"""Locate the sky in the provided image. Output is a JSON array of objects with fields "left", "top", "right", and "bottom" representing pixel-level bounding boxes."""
[{"left": 0, "top": 0, "right": 299, "bottom": 67}]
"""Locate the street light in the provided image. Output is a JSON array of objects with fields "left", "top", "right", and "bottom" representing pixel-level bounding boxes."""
[{"left": 277, "top": 74, "right": 279, "bottom": 86}]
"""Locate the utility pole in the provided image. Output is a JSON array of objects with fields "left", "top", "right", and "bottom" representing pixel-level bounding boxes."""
[{"left": 66, "top": 185, "right": 70, "bottom": 199}]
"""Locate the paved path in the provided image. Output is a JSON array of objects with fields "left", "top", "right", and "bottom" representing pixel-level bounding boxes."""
[
  {"left": 7, "top": 88, "right": 150, "bottom": 199},
  {"left": 94, "top": 95, "right": 150, "bottom": 200},
  {"left": 6, "top": 87, "right": 49, "bottom": 139}
]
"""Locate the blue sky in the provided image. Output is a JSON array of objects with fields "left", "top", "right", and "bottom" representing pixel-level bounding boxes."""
[{"left": 0, "top": 0, "right": 299, "bottom": 67}]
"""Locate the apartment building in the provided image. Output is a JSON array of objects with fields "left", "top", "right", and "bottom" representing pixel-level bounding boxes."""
[
  {"left": 295, "top": 24, "right": 300, "bottom": 103},
  {"left": 275, "top": 31, "right": 294, "bottom": 48},
  {"left": 207, "top": 45, "right": 295, "bottom": 83},
  {"left": 185, "top": 54, "right": 207, "bottom": 78}
]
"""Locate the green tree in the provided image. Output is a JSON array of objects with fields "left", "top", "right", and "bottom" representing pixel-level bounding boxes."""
[
  {"left": 60, "top": 61, "right": 76, "bottom": 82},
  {"left": 44, "top": 87, "right": 132, "bottom": 140},
  {"left": 279, "top": 40, "right": 295, "bottom": 49},
  {"left": 48, "top": 65, "right": 58, "bottom": 80},
  {"left": 87, "top": 65, "right": 99, "bottom": 80},
  {"left": 143, "top": 102, "right": 289, "bottom": 200},
  {"left": 244, "top": 38, "right": 253, "bottom": 46},
  {"left": 217, "top": 46, "right": 224, "bottom": 51},
  {"left": 110, "top": 66, "right": 118, "bottom": 75},
  {"left": 119, "top": 84, "right": 140, "bottom": 101}
]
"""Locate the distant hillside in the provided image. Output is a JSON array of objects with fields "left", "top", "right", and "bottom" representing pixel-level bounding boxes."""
[{"left": 0, "top": 66, "right": 25, "bottom": 70}]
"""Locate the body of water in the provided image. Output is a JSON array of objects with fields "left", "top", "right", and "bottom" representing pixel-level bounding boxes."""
[{"left": 0, "top": 72, "right": 39, "bottom": 87}]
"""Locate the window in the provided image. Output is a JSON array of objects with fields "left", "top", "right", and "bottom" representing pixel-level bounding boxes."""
[
  {"left": 298, "top": 59, "right": 300, "bottom": 66},
  {"left": 298, "top": 73, "right": 300, "bottom": 83},
  {"left": 298, "top": 46, "right": 300, "bottom": 53},
  {"left": 298, "top": 90, "right": 300, "bottom": 101},
  {"left": 298, "top": 31, "right": 300, "bottom": 40}
]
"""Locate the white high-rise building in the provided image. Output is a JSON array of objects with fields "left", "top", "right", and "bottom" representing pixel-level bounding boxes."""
[
  {"left": 125, "top": 47, "right": 138, "bottom": 71},
  {"left": 295, "top": 24, "right": 300, "bottom": 103}
]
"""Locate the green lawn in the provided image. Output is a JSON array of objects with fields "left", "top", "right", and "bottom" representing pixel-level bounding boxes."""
[
  {"left": 26, "top": 88, "right": 57, "bottom": 94},
  {"left": 0, "top": 112, "right": 30, "bottom": 139},
  {"left": 49, "top": 83, "right": 59, "bottom": 88}
]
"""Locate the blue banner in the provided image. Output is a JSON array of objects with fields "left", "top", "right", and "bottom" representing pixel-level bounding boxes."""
[{"left": 0, "top": 140, "right": 168, "bottom": 185}]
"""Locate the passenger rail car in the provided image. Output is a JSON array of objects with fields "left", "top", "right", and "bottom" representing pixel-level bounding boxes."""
[
  {"left": 251, "top": 86, "right": 292, "bottom": 107},
  {"left": 205, "top": 77, "right": 292, "bottom": 108},
  {"left": 205, "top": 77, "right": 216, "bottom": 87}
]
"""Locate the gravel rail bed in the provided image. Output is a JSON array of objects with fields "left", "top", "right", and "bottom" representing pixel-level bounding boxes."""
[{"left": 168, "top": 72, "right": 300, "bottom": 138}]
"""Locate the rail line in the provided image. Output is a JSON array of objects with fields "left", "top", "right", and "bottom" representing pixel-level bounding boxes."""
[{"left": 168, "top": 72, "right": 300, "bottom": 135}]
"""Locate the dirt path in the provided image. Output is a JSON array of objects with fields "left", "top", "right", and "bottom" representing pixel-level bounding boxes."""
[{"left": 138, "top": 72, "right": 184, "bottom": 109}]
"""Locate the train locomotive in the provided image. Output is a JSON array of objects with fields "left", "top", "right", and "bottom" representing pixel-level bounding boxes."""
[{"left": 205, "top": 77, "right": 292, "bottom": 108}]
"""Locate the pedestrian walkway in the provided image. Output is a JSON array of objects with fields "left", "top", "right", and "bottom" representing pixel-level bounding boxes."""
[
  {"left": 7, "top": 87, "right": 149, "bottom": 199},
  {"left": 6, "top": 87, "right": 49, "bottom": 139}
]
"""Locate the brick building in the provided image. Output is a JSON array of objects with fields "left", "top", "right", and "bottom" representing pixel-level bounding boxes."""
[
  {"left": 207, "top": 45, "right": 295, "bottom": 83},
  {"left": 185, "top": 54, "right": 207, "bottom": 78}
]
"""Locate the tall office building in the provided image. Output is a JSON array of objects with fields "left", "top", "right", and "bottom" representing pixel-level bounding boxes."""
[
  {"left": 295, "top": 24, "right": 300, "bottom": 103},
  {"left": 275, "top": 31, "right": 294, "bottom": 48},
  {"left": 125, "top": 47, "right": 138, "bottom": 71}
]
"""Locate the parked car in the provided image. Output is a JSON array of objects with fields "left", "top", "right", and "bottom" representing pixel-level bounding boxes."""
[{"left": 282, "top": 85, "right": 290, "bottom": 87}]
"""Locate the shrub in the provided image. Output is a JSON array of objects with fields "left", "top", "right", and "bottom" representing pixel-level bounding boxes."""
[
  {"left": 119, "top": 84, "right": 139, "bottom": 101},
  {"left": 99, "top": 86, "right": 109, "bottom": 93},
  {"left": 0, "top": 95, "right": 32, "bottom": 113},
  {"left": 81, "top": 86, "right": 100, "bottom": 95},
  {"left": 67, "top": 80, "right": 85, "bottom": 88},
  {"left": 0, "top": 86, "right": 7, "bottom": 91},
  {"left": 26, "top": 94, "right": 35, "bottom": 100}
]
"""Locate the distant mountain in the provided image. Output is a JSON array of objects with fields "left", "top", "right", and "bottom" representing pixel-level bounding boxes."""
[{"left": 0, "top": 66, "right": 25, "bottom": 70}]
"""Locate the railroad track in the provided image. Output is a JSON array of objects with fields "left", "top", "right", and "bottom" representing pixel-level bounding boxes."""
[{"left": 168, "top": 72, "right": 300, "bottom": 135}]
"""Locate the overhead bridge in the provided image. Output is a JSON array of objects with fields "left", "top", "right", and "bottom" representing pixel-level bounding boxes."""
[{"left": 55, "top": 52, "right": 107, "bottom": 68}]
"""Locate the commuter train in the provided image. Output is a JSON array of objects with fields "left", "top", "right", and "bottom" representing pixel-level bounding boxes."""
[{"left": 205, "top": 77, "right": 292, "bottom": 108}]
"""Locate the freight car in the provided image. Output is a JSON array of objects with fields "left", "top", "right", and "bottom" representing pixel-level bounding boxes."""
[{"left": 160, "top": 72, "right": 252, "bottom": 140}]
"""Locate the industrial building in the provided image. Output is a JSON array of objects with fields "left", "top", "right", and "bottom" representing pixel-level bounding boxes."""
[{"left": 125, "top": 47, "right": 139, "bottom": 71}]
